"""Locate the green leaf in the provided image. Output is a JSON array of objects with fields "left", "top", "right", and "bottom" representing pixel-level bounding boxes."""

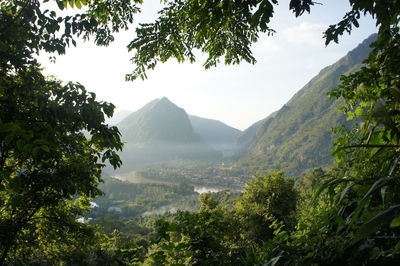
[
  {"left": 347, "top": 112, "right": 355, "bottom": 120},
  {"left": 381, "top": 186, "right": 388, "bottom": 204},
  {"left": 362, "top": 176, "right": 393, "bottom": 201},
  {"left": 75, "top": 0, "right": 82, "bottom": 9},
  {"left": 33, "top": 139, "right": 49, "bottom": 145},
  {"left": 390, "top": 216, "right": 400, "bottom": 228},
  {"left": 355, "top": 106, "right": 363, "bottom": 116},
  {"left": 392, "top": 241, "right": 400, "bottom": 255},
  {"left": 41, "top": 145, "right": 50, "bottom": 153},
  {"left": 369, "top": 147, "right": 380, "bottom": 157},
  {"left": 338, "top": 182, "right": 354, "bottom": 204},
  {"left": 57, "top": 0, "right": 65, "bottom": 9},
  {"left": 352, "top": 205, "right": 400, "bottom": 244}
]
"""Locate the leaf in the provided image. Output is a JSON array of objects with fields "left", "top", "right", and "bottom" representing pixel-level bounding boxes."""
[
  {"left": 338, "top": 182, "right": 354, "bottom": 204},
  {"left": 369, "top": 147, "right": 380, "bottom": 157},
  {"left": 362, "top": 176, "right": 394, "bottom": 201},
  {"left": 41, "top": 145, "right": 50, "bottom": 153},
  {"left": 350, "top": 197, "right": 370, "bottom": 225},
  {"left": 355, "top": 106, "right": 363, "bottom": 116},
  {"left": 33, "top": 139, "right": 49, "bottom": 145},
  {"left": 266, "top": 254, "right": 282, "bottom": 266},
  {"left": 314, "top": 177, "right": 350, "bottom": 199},
  {"left": 352, "top": 205, "right": 400, "bottom": 244},
  {"left": 75, "top": 0, "right": 82, "bottom": 9},
  {"left": 381, "top": 186, "right": 388, "bottom": 204},
  {"left": 392, "top": 241, "right": 400, "bottom": 255},
  {"left": 57, "top": 0, "right": 65, "bottom": 9},
  {"left": 390, "top": 216, "right": 400, "bottom": 228},
  {"left": 347, "top": 112, "right": 355, "bottom": 120}
]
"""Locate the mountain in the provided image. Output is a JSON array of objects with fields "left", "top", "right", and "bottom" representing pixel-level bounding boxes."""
[
  {"left": 118, "top": 97, "right": 202, "bottom": 143},
  {"left": 116, "top": 97, "right": 221, "bottom": 172},
  {"left": 188, "top": 115, "right": 241, "bottom": 157},
  {"left": 240, "top": 34, "right": 376, "bottom": 176},
  {"left": 106, "top": 109, "right": 132, "bottom": 125},
  {"left": 236, "top": 111, "right": 277, "bottom": 149}
]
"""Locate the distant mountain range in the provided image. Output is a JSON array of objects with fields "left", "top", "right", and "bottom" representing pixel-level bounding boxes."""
[
  {"left": 108, "top": 97, "right": 242, "bottom": 162},
  {"left": 106, "top": 109, "right": 132, "bottom": 125},
  {"left": 238, "top": 34, "right": 376, "bottom": 176},
  {"left": 189, "top": 115, "right": 241, "bottom": 156},
  {"left": 115, "top": 97, "right": 241, "bottom": 172},
  {"left": 108, "top": 34, "right": 376, "bottom": 176},
  {"left": 118, "top": 97, "right": 201, "bottom": 144}
]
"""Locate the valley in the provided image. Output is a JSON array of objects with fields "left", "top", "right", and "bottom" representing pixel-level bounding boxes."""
[
  {"left": 91, "top": 34, "right": 376, "bottom": 236},
  {"left": 105, "top": 34, "right": 376, "bottom": 188},
  {"left": 5, "top": 0, "right": 395, "bottom": 262}
]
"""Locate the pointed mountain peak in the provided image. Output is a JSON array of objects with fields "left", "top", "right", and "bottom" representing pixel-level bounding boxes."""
[
  {"left": 117, "top": 97, "right": 196, "bottom": 143},
  {"left": 159, "top": 96, "right": 171, "bottom": 102},
  {"left": 155, "top": 96, "right": 175, "bottom": 107}
]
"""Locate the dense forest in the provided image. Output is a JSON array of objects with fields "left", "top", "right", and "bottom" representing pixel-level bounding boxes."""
[
  {"left": 1, "top": 0, "right": 400, "bottom": 265},
  {"left": 238, "top": 34, "right": 376, "bottom": 176}
]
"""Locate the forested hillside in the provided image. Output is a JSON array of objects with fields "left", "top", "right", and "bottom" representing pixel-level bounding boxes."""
[
  {"left": 3, "top": 0, "right": 400, "bottom": 265},
  {"left": 236, "top": 111, "right": 277, "bottom": 152},
  {"left": 93, "top": 177, "right": 199, "bottom": 219},
  {"left": 240, "top": 35, "right": 376, "bottom": 175}
]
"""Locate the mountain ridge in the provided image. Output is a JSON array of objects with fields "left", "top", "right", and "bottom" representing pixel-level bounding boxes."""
[
  {"left": 115, "top": 97, "right": 221, "bottom": 172},
  {"left": 188, "top": 114, "right": 242, "bottom": 157},
  {"left": 239, "top": 34, "right": 377, "bottom": 176}
]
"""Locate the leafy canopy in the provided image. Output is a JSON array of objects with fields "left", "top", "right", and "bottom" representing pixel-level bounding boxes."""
[
  {"left": 0, "top": 0, "right": 144, "bottom": 262},
  {"left": 2, "top": 0, "right": 400, "bottom": 264},
  {"left": 126, "top": 0, "right": 316, "bottom": 80}
]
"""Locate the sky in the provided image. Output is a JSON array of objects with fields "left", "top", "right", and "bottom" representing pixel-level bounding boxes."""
[{"left": 39, "top": 1, "right": 377, "bottom": 130}]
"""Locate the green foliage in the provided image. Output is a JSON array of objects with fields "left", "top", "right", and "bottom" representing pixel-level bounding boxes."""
[
  {"left": 125, "top": 0, "right": 399, "bottom": 81},
  {"left": 235, "top": 171, "right": 298, "bottom": 244},
  {"left": 240, "top": 35, "right": 376, "bottom": 176},
  {"left": 121, "top": 0, "right": 400, "bottom": 263},
  {"left": 93, "top": 177, "right": 199, "bottom": 220},
  {"left": 0, "top": 66, "right": 123, "bottom": 263},
  {"left": 250, "top": 4, "right": 400, "bottom": 263},
  {"left": 0, "top": 0, "right": 139, "bottom": 263},
  {"left": 144, "top": 199, "right": 239, "bottom": 265},
  {"left": 138, "top": 162, "right": 250, "bottom": 188},
  {"left": 314, "top": 2, "right": 400, "bottom": 261},
  {"left": 3, "top": 0, "right": 400, "bottom": 264},
  {"left": 127, "top": 0, "right": 315, "bottom": 80}
]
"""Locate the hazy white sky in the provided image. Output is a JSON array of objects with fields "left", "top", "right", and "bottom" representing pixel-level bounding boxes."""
[{"left": 39, "top": 1, "right": 377, "bottom": 130}]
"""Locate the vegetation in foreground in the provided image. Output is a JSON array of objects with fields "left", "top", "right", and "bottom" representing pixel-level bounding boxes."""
[
  {"left": 5, "top": 166, "right": 400, "bottom": 265},
  {"left": 1, "top": 0, "right": 400, "bottom": 265}
]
